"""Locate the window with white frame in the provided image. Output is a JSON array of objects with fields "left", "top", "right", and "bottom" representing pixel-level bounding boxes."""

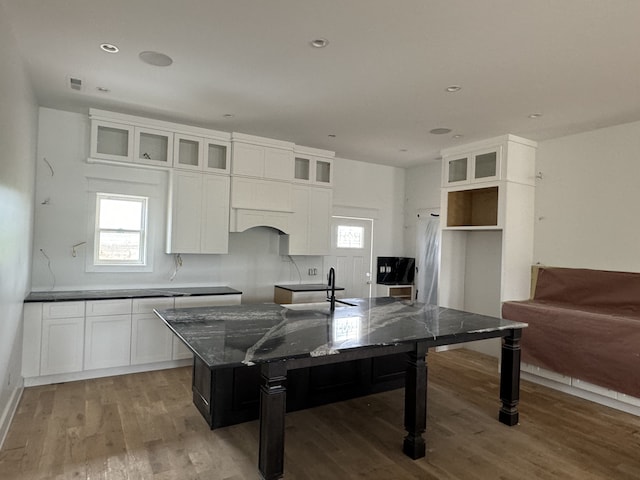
[
  {"left": 336, "top": 225, "right": 364, "bottom": 249},
  {"left": 94, "top": 193, "right": 148, "bottom": 265}
]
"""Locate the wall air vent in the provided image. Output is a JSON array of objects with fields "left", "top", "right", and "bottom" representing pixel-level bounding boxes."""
[{"left": 69, "top": 76, "right": 83, "bottom": 91}]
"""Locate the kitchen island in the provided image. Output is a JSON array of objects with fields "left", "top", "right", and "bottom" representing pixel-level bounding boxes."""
[{"left": 155, "top": 297, "right": 526, "bottom": 480}]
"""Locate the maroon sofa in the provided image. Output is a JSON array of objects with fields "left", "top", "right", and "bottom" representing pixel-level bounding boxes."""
[{"left": 502, "top": 266, "right": 640, "bottom": 398}]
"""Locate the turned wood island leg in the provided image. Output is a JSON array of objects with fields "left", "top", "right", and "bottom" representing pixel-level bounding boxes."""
[
  {"left": 403, "top": 341, "right": 428, "bottom": 459},
  {"left": 259, "top": 361, "right": 287, "bottom": 480},
  {"left": 499, "top": 328, "right": 522, "bottom": 426}
]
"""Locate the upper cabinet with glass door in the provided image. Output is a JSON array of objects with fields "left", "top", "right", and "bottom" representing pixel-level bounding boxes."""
[
  {"left": 293, "top": 146, "right": 335, "bottom": 187},
  {"left": 443, "top": 146, "right": 501, "bottom": 187},
  {"left": 90, "top": 120, "right": 135, "bottom": 162},
  {"left": 441, "top": 135, "right": 538, "bottom": 188},
  {"left": 134, "top": 127, "right": 173, "bottom": 167},
  {"left": 173, "top": 133, "right": 230, "bottom": 174}
]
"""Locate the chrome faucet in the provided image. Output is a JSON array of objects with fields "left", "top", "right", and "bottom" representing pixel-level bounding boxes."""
[{"left": 327, "top": 267, "right": 336, "bottom": 312}]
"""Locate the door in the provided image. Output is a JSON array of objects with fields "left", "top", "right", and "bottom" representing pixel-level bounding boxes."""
[{"left": 326, "top": 217, "right": 373, "bottom": 298}]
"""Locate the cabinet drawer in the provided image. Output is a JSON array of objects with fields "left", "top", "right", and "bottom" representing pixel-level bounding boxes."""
[
  {"left": 174, "top": 294, "right": 241, "bottom": 308},
  {"left": 42, "top": 301, "right": 85, "bottom": 319},
  {"left": 86, "top": 299, "right": 132, "bottom": 316},
  {"left": 132, "top": 297, "right": 175, "bottom": 314}
]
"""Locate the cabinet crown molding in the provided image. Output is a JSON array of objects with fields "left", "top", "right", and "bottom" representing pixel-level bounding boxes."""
[
  {"left": 293, "top": 145, "right": 335, "bottom": 158},
  {"left": 230, "top": 132, "right": 294, "bottom": 150},
  {"left": 440, "top": 134, "right": 537, "bottom": 157}
]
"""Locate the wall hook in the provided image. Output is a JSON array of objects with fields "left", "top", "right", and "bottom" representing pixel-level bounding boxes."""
[{"left": 536, "top": 171, "right": 544, "bottom": 179}]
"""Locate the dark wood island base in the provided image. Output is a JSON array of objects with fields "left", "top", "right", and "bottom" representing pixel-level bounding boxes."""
[{"left": 155, "top": 298, "right": 526, "bottom": 480}]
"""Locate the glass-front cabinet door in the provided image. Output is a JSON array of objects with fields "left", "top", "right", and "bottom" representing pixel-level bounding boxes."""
[
  {"left": 174, "top": 134, "right": 203, "bottom": 171},
  {"left": 445, "top": 156, "right": 469, "bottom": 185},
  {"left": 204, "top": 139, "right": 230, "bottom": 173},
  {"left": 90, "top": 120, "right": 134, "bottom": 162},
  {"left": 134, "top": 127, "right": 173, "bottom": 166},
  {"left": 471, "top": 147, "right": 501, "bottom": 182}
]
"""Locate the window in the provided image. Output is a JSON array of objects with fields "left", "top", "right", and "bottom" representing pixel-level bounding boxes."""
[
  {"left": 94, "top": 193, "right": 148, "bottom": 265},
  {"left": 336, "top": 225, "right": 364, "bottom": 249}
]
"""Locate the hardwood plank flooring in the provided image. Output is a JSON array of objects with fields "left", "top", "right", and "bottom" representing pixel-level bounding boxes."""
[{"left": 2, "top": 349, "right": 640, "bottom": 479}]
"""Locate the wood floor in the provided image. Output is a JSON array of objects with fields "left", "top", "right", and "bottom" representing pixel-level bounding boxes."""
[{"left": 2, "top": 349, "right": 640, "bottom": 480}]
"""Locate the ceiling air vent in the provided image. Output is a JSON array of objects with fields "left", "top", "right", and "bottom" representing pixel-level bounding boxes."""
[{"left": 69, "top": 76, "right": 83, "bottom": 91}]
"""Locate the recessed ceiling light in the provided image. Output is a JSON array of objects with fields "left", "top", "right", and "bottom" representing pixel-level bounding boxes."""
[
  {"left": 328, "top": 134, "right": 336, "bottom": 138},
  {"left": 399, "top": 149, "right": 408, "bottom": 152},
  {"left": 139, "top": 51, "right": 173, "bottom": 67},
  {"left": 222, "top": 113, "right": 234, "bottom": 118},
  {"left": 310, "top": 38, "right": 329, "bottom": 48},
  {"left": 430, "top": 128, "right": 452, "bottom": 135},
  {"left": 96, "top": 86, "right": 110, "bottom": 93},
  {"left": 100, "top": 43, "right": 119, "bottom": 53},
  {"left": 528, "top": 113, "right": 543, "bottom": 119},
  {"left": 445, "top": 85, "right": 462, "bottom": 93}
]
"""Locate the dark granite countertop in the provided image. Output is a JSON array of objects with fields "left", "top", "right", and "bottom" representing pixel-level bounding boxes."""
[
  {"left": 274, "top": 283, "right": 345, "bottom": 292},
  {"left": 154, "top": 297, "right": 527, "bottom": 369},
  {"left": 25, "top": 286, "right": 242, "bottom": 303}
]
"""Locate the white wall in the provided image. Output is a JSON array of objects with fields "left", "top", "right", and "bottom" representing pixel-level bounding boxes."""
[
  {"left": 332, "top": 156, "right": 406, "bottom": 259},
  {"left": 403, "top": 161, "right": 442, "bottom": 256},
  {"left": 31, "top": 108, "right": 406, "bottom": 303},
  {"left": 535, "top": 120, "right": 640, "bottom": 272},
  {"left": 0, "top": 6, "right": 38, "bottom": 446}
]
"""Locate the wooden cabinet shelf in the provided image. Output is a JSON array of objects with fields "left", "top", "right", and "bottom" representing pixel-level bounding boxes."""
[{"left": 446, "top": 186, "right": 498, "bottom": 227}]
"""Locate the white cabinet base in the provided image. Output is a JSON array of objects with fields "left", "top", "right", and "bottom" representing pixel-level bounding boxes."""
[{"left": 24, "top": 359, "right": 193, "bottom": 388}]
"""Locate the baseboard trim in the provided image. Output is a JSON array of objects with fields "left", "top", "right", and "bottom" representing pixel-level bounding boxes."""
[
  {"left": 0, "top": 385, "right": 24, "bottom": 450},
  {"left": 522, "top": 370, "right": 640, "bottom": 417},
  {"left": 23, "top": 359, "right": 193, "bottom": 387}
]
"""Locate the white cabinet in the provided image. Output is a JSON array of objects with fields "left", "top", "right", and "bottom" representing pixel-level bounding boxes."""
[
  {"left": 173, "top": 134, "right": 230, "bottom": 174},
  {"left": 231, "top": 134, "right": 295, "bottom": 181},
  {"left": 90, "top": 120, "right": 134, "bottom": 162},
  {"left": 167, "top": 171, "right": 230, "bottom": 254},
  {"left": 131, "top": 298, "right": 174, "bottom": 365},
  {"left": 439, "top": 134, "right": 537, "bottom": 357},
  {"left": 293, "top": 146, "right": 334, "bottom": 186},
  {"left": 280, "top": 186, "right": 332, "bottom": 255},
  {"left": 440, "top": 135, "right": 536, "bottom": 230},
  {"left": 90, "top": 120, "right": 174, "bottom": 166},
  {"left": 84, "top": 299, "right": 132, "bottom": 370},
  {"left": 232, "top": 142, "right": 293, "bottom": 181},
  {"left": 40, "top": 301, "right": 85, "bottom": 376},
  {"left": 230, "top": 177, "right": 292, "bottom": 212},
  {"left": 22, "top": 303, "right": 42, "bottom": 378},
  {"left": 443, "top": 146, "right": 501, "bottom": 187},
  {"left": 134, "top": 126, "right": 173, "bottom": 167}
]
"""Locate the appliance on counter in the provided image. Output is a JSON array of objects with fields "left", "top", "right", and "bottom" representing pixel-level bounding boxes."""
[{"left": 376, "top": 257, "right": 415, "bottom": 285}]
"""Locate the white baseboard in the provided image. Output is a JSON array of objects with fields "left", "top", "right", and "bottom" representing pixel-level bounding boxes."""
[
  {"left": 0, "top": 385, "right": 24, "bottom": 450},
  {"left": 521, "top": 363, "right": 640, "bottom": 417},
  {"left": 24, "top": 359, "right": 193, "bottom": 387}
]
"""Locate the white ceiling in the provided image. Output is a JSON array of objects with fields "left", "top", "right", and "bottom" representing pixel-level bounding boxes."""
[{"left": 4, "top": 0, "right": 640, "bottom": 168}]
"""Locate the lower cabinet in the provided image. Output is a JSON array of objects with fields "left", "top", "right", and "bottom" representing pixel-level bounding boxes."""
[
  {"left": 41, "top": 316, "right": 84, "bottom": 376},
  {"left": 131, "top": 298, "right": 174, "bottom": 365},
  {"left": 23, "top": 293, "right": 242, "bottom": 383},
  {"left": 192, "top": 352, "right": 408, "bottom": 429},
  {"left": 85, "top": 314, "right": 132, "bottom": 370},
  {"left": 40, "top": 301, "right": 85, "bottom": 376}
]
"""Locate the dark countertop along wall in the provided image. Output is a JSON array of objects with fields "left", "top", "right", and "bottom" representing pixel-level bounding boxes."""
[{"left": 25, "top": 286, "right": 242, "bottom": 303}]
